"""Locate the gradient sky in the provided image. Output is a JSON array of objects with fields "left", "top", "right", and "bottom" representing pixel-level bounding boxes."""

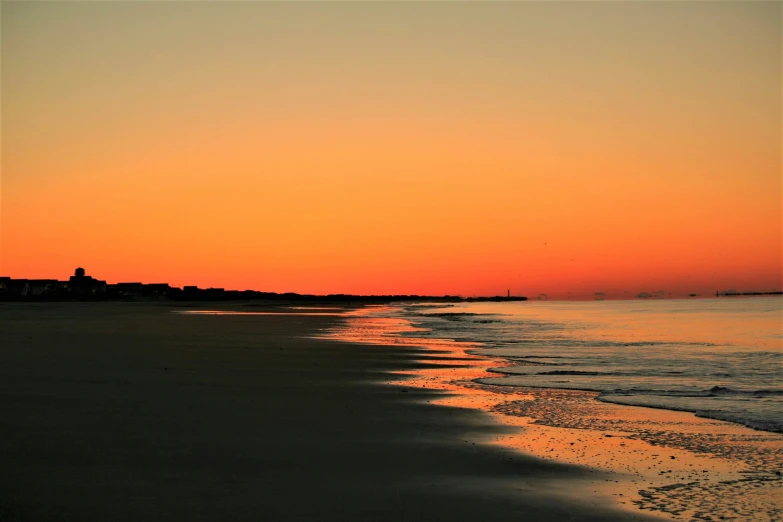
[{"left": 2, "top": 1, "right": 781, "bottom": 297}]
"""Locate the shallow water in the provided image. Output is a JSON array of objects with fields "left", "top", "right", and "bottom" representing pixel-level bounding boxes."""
[
  {"left": 403, "top": 298, "right": 783, "bottom": 433},
  {"left": 322, "top": 299, "right": 783, "bottom": 521}
]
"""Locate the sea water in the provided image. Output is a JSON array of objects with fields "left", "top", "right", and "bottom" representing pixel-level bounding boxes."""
[
  {"left": 323, "top": 297, "right": 782, "bottom": 519},
  {"left": 395, "top": 297, "right": 782, "bottom": 433}
]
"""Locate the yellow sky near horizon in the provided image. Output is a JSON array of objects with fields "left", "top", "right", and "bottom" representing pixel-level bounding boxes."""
[{"left": 2, "top": 1, "right": 781, "bottom": 297}]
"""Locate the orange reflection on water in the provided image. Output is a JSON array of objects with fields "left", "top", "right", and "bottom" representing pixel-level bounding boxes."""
[
  {"left": 327, "top": 308, "right": 783, "bottom": 521},
  {"left": 322, "top": 305, "right": 483, "bottom": 349}
]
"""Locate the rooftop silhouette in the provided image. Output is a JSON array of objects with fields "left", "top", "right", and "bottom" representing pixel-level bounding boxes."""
[{"left": 0, "top": 268, "right": 527, "bottom": 304}]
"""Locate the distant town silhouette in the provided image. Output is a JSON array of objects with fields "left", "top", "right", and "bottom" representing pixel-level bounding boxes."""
[{"left": 0, "top": 268, "right": 528, "bottom": 303}]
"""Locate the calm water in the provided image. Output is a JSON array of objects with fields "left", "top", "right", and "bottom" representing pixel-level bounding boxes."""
[{"left": 396, "top": 297, "right": 783, "bottom": 432}]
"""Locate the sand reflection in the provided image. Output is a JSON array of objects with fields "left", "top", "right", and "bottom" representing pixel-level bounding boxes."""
[
  {"left": 177, "top": 310, "right": 346, "bottom": 316},
  {"left": 324, "top": 307, "right": 783, "bottom": 521}
]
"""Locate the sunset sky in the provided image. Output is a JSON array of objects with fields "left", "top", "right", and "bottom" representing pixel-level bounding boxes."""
[{"left": 2, "top": 1, "right": 781, "bottom": 298}]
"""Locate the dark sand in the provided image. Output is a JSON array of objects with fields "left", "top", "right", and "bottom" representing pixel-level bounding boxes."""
[{"left": 0, "top": 303, "right": 660, "bottom": 521}]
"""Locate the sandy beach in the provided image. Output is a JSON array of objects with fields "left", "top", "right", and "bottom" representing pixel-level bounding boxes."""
[
  {"left": 5, "top": 2, "right": 780, "bottom": 520},
  {"left": 0, "top": 302, "right": 660, "bottom": 521}
]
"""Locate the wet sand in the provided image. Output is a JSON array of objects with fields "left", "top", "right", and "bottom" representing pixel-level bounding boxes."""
[
  {"left": 0, "top": 302, "right": 657, "bottom": 521},
  {"left": 323, "top": 309, "right": 783, "bottom": 520}
]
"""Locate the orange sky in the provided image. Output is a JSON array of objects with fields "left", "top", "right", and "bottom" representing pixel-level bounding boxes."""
[{"left": 2, "top": 2, "right": 781, "bottom": 297}]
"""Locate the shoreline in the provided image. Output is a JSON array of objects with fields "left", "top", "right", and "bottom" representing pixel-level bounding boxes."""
[
  {"left": 323, "top": 305, "right": 783, "bottom": 521},
  {"left": 479, "top": 364, "right": 783, "bottom": 435},
  {"left": 0, "top": 302, "right": 656, "bottom": 521},
  {"left": 479, "top": 370, "right": 783, "bottom": 435}
]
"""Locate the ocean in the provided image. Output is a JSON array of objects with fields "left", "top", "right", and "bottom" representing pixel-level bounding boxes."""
[
  {"left": 325, "top": 296, "right": 783, "bottom": 519},
  {"left": 387, "top": 297, "right": 783, "bottom": 433}
]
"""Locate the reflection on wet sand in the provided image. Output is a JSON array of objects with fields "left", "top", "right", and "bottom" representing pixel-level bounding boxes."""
[
  {"left": 323, "top": 306, "right": 783, "bottom": 521},
  {"left": 177, "top": 310, "right": 346, "bottom": 316}
]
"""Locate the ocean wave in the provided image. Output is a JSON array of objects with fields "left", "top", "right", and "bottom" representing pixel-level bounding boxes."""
[
  {"left": 602, "top": 386, "right": 783, "bottom": 398},
  {"left": 412, "top": 312, "right": 490, "bottom": 321},
  {"left": 473, "top": 338, "right": 718, "bottom": 348},
  {"left": 704, "top": 386, "right": 783, "bottom": 397},
  {"left": 392, "top": 300, "right": 782, "bottom": 434},
  {"left": 403, "top": 304, "right": 456, "bottom": 311},
  {"left": 537, "top": 370, "right": 611, "bottom": 376},
  {"left": 415, "top": 312, "right": 483, "bottom": 317},
  {"left": 483, "top": 374, "right": 783, "bottom": 398},
  {"left": 693, "top": 411, "right": 783, "bottom": 433},
  {"left": 503, "top": 360, "right": 564, "bottom": 367},
  {"left": 596, "top": 393, "right": 783, "bottom": 433}
]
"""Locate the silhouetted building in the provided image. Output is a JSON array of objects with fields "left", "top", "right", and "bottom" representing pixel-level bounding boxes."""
[
  {"left": 29, "top": 279, "right": 59, "bottom": 297},
  {"left": 175, "top": 286, "right": 228, "bottom": 300},
  {"left": 142, "top": 284, "right": 171, "bottom": 297},
  {"left": 112, "top": 282, "right": 143, "bottom": 293},
  {"left": 204, "top": 288, "right": 225, "bottom": 299},
  {"left": 5, "top": 279, "right": 30, "bottom": 297},
  {"left": 69, "top": 268, "right": 106, "bottom": 295},
  {"left": 1, "top": 269, "right": 530, "bottom": 303},
  {"left": 103, "top": 282, "right": 174, "bottom": 299}
]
